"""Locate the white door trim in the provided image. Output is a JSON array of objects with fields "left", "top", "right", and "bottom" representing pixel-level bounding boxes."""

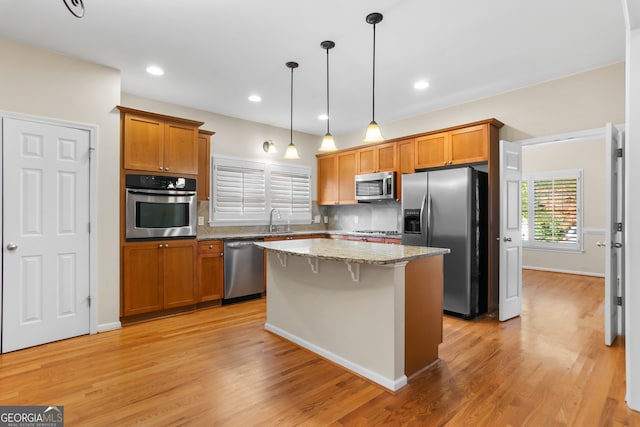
[{"left": 0, "top": 110, "right": 98, "bottom": 336}]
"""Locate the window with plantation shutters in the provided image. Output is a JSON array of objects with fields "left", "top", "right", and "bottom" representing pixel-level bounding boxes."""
[
  {"left": 521, "top": 170, "right": 582, "bottom": 251},
  {"left": 210, "top": 156, "right": 311, "bottom": 225}
]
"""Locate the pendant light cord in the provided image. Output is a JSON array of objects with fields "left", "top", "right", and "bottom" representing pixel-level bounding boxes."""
[
  {"left": 326, "top": 47, "right": 331, "bottom": 134},
  {"left": 290, "top": 66, "right": 294, "bottom": 144},
  {"left": 372, "top": 22, "right": 376, "bottom": 121}
]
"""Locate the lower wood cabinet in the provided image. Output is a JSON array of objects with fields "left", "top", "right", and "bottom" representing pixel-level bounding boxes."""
[
  {"left": 122, "top": 239, "right": 197, "bottom": 316},
  {"left": 197, "top": 240, "right": 224, "bottom": 302}
]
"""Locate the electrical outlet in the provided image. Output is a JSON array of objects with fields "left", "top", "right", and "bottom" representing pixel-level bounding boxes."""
[
  {"left": 323, "top": 216, "right": 329, "bottom": 224},
  {"left": 314, "top": 215, "right": 321, "bottom": 223},
  {"left": 198, "top": 216, "right": 205, "bottom": 226},
  {"left": 354, "top": 216, "right": 359, "bottom": 224}
]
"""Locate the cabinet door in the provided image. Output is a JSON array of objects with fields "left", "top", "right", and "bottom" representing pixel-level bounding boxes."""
[
  {"left": 376, "top": 142, "right": 396, "bottom": 172},
  {"left": 198, "top": 241, "right": 223, "bottom": 301},
  {"left": 163, "top": 240, "right": 197, "bottom": 308},
  {"left": 357, "top": 147, "right": 377, "bottom": 174},
  {"left": 197, "top": 131, "right": 212, "bottom": 201},
  {"left": 415, "top": 132, "right": 448, "bottom": 169},
  {"left": 396, "top": 138, "right": 415, "bottom": 200},
  {"left": 337, "top": 151, "right": 357, "bottom": 204},
  {"left": 449, "top": 124, "right": 488, "bottom": 165},
  {"left": 317, "top": 154, "right": 338, "bottom": 205},
  {"left": 122, "top": 242, "right": 163, "bottom": 316},
  {"left": 123, "top": 113, "right": 164, "bottom": 172},
  {"left": 164, "top": 122, "right": 199, "bottom": 174}
]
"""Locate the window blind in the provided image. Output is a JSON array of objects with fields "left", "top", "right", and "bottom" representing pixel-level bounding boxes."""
[
  {"left": 270, "top": 171, "right": 311, "bottom": 215},
  {"left": 213, "top": 163, "right": 265, "bottom": 220}
]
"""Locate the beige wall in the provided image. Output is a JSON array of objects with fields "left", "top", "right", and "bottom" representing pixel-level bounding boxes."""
[
  {"left": 120, "top": 93, "right": 320, "bottom": 201},
  {"left": 337, "top": 62, "right": 625, "bottom": 145},
  {"left": 0, "top": 37, "right": 121, "bottom": 327},
  {"left": 522, "top": 138, "right": 606, "bottom": 276}
]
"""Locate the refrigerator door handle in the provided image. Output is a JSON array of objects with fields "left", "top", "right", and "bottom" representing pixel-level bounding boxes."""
[
  {"left": 427, "top": 194, "right": 433, "bottom": 247},
  {"left": 419, "top": 194, "right": 427, "bottom": 246}
]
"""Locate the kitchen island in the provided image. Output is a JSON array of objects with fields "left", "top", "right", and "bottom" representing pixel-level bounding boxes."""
[{"left": 255, "top": 238, "right": 449, "bottom": 392}]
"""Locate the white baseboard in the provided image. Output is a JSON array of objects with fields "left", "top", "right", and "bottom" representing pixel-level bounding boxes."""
[
  {"left": 264, "top": 322, "right": 407, "bottom": 392},
  {"left": 97, "top": 321, "right": 122, "bottom": 333},
  {"left": 523, "top": 265, "right": 604, "bottom": 278}
]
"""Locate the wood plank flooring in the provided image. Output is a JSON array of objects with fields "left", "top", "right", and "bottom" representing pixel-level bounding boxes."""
[{"left": 1, "top": 269, "right": 638, "bottom": 426}]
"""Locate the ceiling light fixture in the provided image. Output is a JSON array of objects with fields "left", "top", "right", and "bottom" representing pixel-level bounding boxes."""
[
  {"left": 318, "top": 114, "right": 328, "bottom": 120},
  {"left": 262, "top": 140, "right": 277, "bottom": 154},
  {"left": 146, "top": 66, "right": 164, "bottom": 76},
  {"left": 363, "top": 12, "right": 384, "bottom": 143},
  {"left": 283, "top": 61, "right": 301, "bottom": 160},
  {"left": 414, "top": 80, "right": 430, "bottom": 90},
  {"left": 248, "top": 95, "right": 262, "bottom": 102},
  {"left": 318, "top": 40, "right": 338, "bottom": 152}
]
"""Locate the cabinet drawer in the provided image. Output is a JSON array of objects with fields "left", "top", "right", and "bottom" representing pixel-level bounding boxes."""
[{"left": 199, "top": 240, "right": 223, "bottom": 254}]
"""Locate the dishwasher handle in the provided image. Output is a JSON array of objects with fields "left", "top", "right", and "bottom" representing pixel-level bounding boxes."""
[{"left": 225, "top": 240, "right": 263, "bottom": 249}]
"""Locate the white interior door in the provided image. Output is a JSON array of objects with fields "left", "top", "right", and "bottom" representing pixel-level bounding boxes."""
[
  {"left": 499, "top": 140, "right": 523, "bottom": 321},
  {"left": 2, "top": 117, "right": 91, "bottom": 352},
  {"left": 604, "top": 123, "right": 624, "bottom": 346}
]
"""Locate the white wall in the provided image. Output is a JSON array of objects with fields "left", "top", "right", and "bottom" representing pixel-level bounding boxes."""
[
  {"left": 0, "top": 37, "right": 121, "bottom": 327},
  {"left": 521, "top": 138, "right": 606, "bottom": 276}
]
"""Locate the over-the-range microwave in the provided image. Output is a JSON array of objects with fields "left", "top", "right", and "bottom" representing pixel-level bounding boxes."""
[{"left": 355, "top": 171, "right": 396, "bottom": 202}]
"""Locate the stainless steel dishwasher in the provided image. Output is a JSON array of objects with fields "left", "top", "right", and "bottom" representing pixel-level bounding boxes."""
[{"left": 223, "top": 240, "right": 264, "bottom": 303}]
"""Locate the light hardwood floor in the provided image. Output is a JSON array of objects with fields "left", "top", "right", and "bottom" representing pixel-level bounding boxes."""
[{"left": 1, "top": 270, "right": 638, "bottom": 426}]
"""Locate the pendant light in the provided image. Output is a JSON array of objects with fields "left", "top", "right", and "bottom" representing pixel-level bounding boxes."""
[
  {"left": 318, "top": 40, "right": 338, "bottom": 152},
  {"left": 283, "top": 61, "right": 301, "bottom": 160},
  {"left": 363, "top": 12, "right": 384, "bottom": 143}
]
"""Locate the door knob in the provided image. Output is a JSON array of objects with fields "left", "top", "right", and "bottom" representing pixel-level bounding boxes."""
[
  {"left": 6, "top": 242, "right": 18, "bottom": 251},
  {"left": 596, "top": 241, "right": 606, "bottom": 247},
  {"left": 503, "top": 237, "right": 512, "bottom": 242},
  {"left": 613, "top": 242, "right": 623, "bottom": 248}
]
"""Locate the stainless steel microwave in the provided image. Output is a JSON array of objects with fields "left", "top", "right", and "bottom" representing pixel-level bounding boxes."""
[
  {"left": 355, "top": 171, "right": 396, "bottom": 202},
  {"left": 125, "top": 174, "right": 197, "bottom": 240}
]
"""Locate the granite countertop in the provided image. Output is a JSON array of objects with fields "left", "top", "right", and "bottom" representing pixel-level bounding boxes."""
[
  {"left": 198, "top": 230, "right": 402, "bottom": 241},
  {"left": 255, "top": 238, "right": 449, "bottom": 265}
]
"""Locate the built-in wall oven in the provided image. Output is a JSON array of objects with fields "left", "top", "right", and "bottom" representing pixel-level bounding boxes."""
[{"left": 125, "top": 174, "right": 197, "bottom": 240}]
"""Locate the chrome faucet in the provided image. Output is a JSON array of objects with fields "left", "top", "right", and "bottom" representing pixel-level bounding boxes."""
[{"left": 269, "top": 208, "right": 281, "bottom": 232}]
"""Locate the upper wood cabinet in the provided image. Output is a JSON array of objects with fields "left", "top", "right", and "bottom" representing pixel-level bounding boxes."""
[
  {"left": 118, "top": 106, "right": 204, "bottom": 175},
  {"left": 396, "top": 138, "right": 415, "bottom": 200},
  {"left": 357, "top": 142, "right": 396, "bottom": 174},
  {"left": 197, "top": 130, "right": 215, "bottom": 201},
  {"left": 317, "top": 150, "right": 358, "bottom": 205},
  {"left": 415, "top": 124, "right": 489, "bottom": 169}
]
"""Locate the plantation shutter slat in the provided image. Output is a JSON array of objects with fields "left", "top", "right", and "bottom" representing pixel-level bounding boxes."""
[
  {"left": 214, "top": 165, "right": 265, "bottom": 216},
  {"left": 528, "top": 175, "right": 578, "bottom": 245}
]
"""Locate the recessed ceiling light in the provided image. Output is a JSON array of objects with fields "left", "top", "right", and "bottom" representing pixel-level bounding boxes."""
[
  {"left": 146, "top": 66, "right": 164, "bottom": 76},
  {"left": 248, "top": 95, "right": 262, "bottom": 103},
  {"left": 413, "top": 80, "right": 430, "bottom": 90},
  {"left": 318, "top": 114, "right": 328, "bottom": 120}
]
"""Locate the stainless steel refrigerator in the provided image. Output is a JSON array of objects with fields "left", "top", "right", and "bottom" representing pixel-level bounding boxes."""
[{"left": 401, "top": 167, "right": 488, "bottom": 318}]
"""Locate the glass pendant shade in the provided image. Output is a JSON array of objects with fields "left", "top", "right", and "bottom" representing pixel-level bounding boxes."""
[
  {"left": 318, "top": 132, "right": 337, "bottom": 152},
  {"left": 283, "top": 142, "right": 300, "bottom": 159},
  {"left": 363, "top": 120, "right": 384, "bottom": 143},
  {"left": 263, "top": 140, "right": 277, "bottom": 154}
]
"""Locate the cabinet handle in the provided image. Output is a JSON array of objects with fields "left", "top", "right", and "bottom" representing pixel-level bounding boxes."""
[
  {"left": 158, "top": 167, "right": 163, "bottom": 170},
  {"left": 220, "top": 253, "right": 224, "bottom": 256},
  {"left": 165, "top": 167, "right": 169, "bottom": 171},
  {"left": 158, "top": 244, "right": 163, "bottom": 248},
  {"left": 209, "top": 245, "right": 213, "bottom": 249}
]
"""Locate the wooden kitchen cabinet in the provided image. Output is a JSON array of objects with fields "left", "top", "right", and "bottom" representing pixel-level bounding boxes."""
[
  {"left": 357, "top": 142, "right": 396, "bottom": 174},
  {"left": 122, "top": 239, "right": 197, "bottom": 316},
  {"left": 197, "top": 240, "right": 224, "bottom": 302},
  {"left": 118, "top": 106, "right": 204, "bottom": 175},
  {"left": 415, "top": 124, "right": 489, "bottom": 169},
  {"left": 197, "top": 130, "right": 215, "bottom": 201},
  {"left": 317, "top": 150, "right": 358, "bottom": 205},
  {"left": 396, "top": 138, "right": 415, "bottom": 200}
]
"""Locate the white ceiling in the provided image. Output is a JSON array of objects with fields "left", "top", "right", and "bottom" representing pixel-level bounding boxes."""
[{"left": 0, "top": 0, "right": 627, "bottom": 137}]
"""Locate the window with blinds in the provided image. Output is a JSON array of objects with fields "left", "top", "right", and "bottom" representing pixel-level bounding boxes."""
[
  {"left": 211, "top": 156, "right": 311, "bottom": 225},
  {"left": 521, "top": 170, "right": 582, "bottom": 251}
]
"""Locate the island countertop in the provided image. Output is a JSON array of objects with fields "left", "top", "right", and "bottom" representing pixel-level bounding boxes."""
[{"left": 255, "top": 238, "right": 449, "bottom": 265}]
